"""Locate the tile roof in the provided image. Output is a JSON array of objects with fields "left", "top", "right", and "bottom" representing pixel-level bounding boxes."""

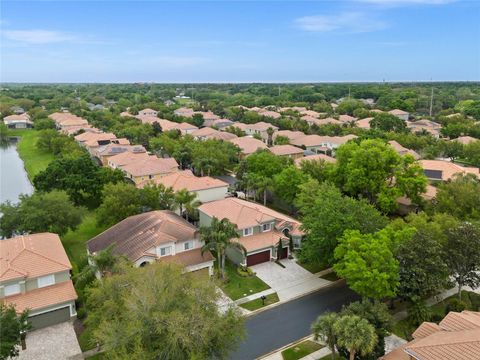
[
  {"left": 388, "top": 140, "right": 421, "bottom": 159},
  {"left": 191, "top": 127, "right": 237, "bottom": 140},
  {"left": 420, "top": 160, "right": 479, "bottom": 181},
  {"left": 74, "top": 131, "right": 116, "bottom": 143},
  {"left": 203, "top": 118, "right": 234, "bottom": 128},
  {"left": 138, "top": 170, "right": 228, "bottom": 192},
  {"left": 160, "top": 248, "right": 214, "bottom": 267},
  {"left": 291, "top": 134, "right": 329, "bottom": 147},
  {"left": 3, "top": 114, "right": 31, "bottom": 122},
  {"left": 300, "top": 110, "right": 320, "bottom": 117},
  {"left": 339, "top": 114, "right": 357, "bottom": 122},
  {"left": 121, "top": 157, "right": 179, "bottom": 177},
  {"left": 94, "top": 144, "right": 146, "bottom": 157},
  {"left": 0, "top": 233, "right": 72, "bottom": 282},
  {"left": 309, "top": 117, "right": 343, "bottom": 126},
  {"left": 3, "top": 281, "right": 77, "bottom": 313},
  {"left": 237, "top": 229, "right": 287, "bottom": 252},
  {"left": 108, "top": 151, "right": 150, "bottom": 167},
  {"left": 355, "top": 117, "right": 373, "bottom": 129},
  {"left": 389, "top": 109, "right": 409, "bottom": 115},
  {"left": 87, "top": 210, "right": 198, "bottom": 262},
  {"left": 413, "top": 322, "right": 444, "bottom": 339},
  {"left": 258, "top": 109, "right": 281, "bottom": 119},
  {"left": 228, "top": 136, "right": 268, "bottom": 155},
  {"left": 269, "top": 144, "right": 303, "bottom": 156},
  {"left": 452, "top": 136, "right": 478, "bottom": 145},
  {"left": 274, "top": 130, "right": 305, "bottom": 141}
]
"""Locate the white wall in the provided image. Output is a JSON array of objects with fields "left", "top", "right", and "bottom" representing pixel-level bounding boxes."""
[{"left": 195, "top": 186, "right": 228, "bottom": 203}]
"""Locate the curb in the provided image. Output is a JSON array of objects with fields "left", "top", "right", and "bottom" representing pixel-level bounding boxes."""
[{"left": 256, "top": 334, "right": 314, "bottom": 360}]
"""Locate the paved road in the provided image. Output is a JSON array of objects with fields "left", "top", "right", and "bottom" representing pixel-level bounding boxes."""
[{"left": 230, "top": 282, "right": 359, "bottom": 360}]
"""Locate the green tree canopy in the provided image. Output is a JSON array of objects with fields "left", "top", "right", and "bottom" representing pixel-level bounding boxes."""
[
  {"left": 333, "top": 315, "right": 377, "bottom": 360},
  {"left": 370, "top": 113, "right": 407, "bottom": 133},
  {"left": 0, "top": 304, "right": 30, "bottom": 360}
]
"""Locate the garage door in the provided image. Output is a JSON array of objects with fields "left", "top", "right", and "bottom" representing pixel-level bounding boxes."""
[
  {"left": 278, "top": 246, "right": 289, "bottom": 260},
  {"left": 247, "top": 250, "right": 271, "bottom": 266},
  {"left": 29, "top": 307, "right": 71, "bottom": 330}
]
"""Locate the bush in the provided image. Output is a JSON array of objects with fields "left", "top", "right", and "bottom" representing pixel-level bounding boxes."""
[
  {"left": 467, "top": 291, "right": 480, "bottom": 311},
  {"left": 236, "top": 266, "right": 254, "bottom": 277},
  {"left": 408, "top": 301, "right": 432, "bottom": 326},
  {"left": 76, "top": 307, "right": 87, "bottom": 320},
  {"left": 446, "top": 298, "right": 467, "bottom": 313}
]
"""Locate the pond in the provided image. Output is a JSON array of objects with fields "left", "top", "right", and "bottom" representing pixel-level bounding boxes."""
[{"left": 1, "top": 139, "right": 33, "bottom": 204}]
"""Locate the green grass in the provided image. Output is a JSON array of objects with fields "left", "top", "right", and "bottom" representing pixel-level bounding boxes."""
[
  {"left": 320, "top": 272, "right": 340, "bottom": 282},
  {"left": 85, "top": 353, "right": 105, "bottom": 360},
  {"left": 297, "top": 261, "right": 328, "bottom": 274},
  {"left": 281, "top": 340, "right": 323, "bottom": 360},
  {"left": 78, "top": 323, "right": 97, "bottom": 352},
  {"left": 318, "top": 354, "right": 344, "bottom": 360},
  {"left": 12, "top": 129, "right": 54, "bottom": 180},
  {"left": 239, "top": 293, "right": 279, "bottom": 311},
  {"left": 219, "top": 261, "right": 270, "bottom": 300}
]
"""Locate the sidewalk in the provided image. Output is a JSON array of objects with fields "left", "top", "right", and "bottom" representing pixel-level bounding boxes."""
[
  {"left": 259, "top": 335, "right": 331, "bottom": 360},
  {"left": 234, "top": 288, "right": 276, "bottom": 305}
]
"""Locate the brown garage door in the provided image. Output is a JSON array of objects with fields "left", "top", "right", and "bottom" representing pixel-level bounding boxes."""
[{"left": 247, "top": 250, "right": 270, "bottom": 266}]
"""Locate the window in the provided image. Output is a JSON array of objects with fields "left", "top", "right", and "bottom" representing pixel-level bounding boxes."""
[
  {"left": 4, "top": 284, "right": 21, "bottom": 296},
  {"left": 184, "top": 241, "right": 193, "bottom": 250},
  {"left": 243, "top": 227, "right": 253, "bottom": 236},
  {"left": 160, "top": 246, "right": 171, "bottom": 256},
  {"left": 262, "top": 223, "right": 271, "bottom": 232},
  {"left": 37, "top": 274, "right": 55, "bottom": 288}
]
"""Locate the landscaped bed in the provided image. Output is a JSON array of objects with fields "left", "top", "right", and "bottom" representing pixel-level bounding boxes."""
[
  {"left": 239, "top": 293, "right": 280, "bottom": 311},
  {"left": 281, "top": 340, "right": 323, "bottom": 360},
  {"left": 219, "top": 261, "right": 270, "bottom": 300},
  {"left": 320, "top": 272, "right": 340, "bottom": 282}
]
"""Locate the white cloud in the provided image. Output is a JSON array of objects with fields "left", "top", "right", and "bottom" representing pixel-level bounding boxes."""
[
  {"left": 295, "top": 12, "right": 387, "bottom": 33},
  {"left": 3, "top": 29, "right": 77, "bottom": 44}
]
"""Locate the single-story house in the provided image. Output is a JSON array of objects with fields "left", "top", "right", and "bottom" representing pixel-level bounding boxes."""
[
  {"left": 419, "top": 160, "right": 479, "bottom": 182},
  {"left": 269, "top": 144, "right": 304, "bottom": 160},
  {"left": 338, "top": 114, "right": 357, "bottom": 123},
  {"left": 451, "top": 136, "right": 478, "bottom": 145},
  {"left": 0, "top": 233, "right": 77, "bottom": 330},
  {"left": 355, "top": 117, "right": 374, "bottom": 129},
  {"left": 388, "top": 109, "right": 409, "bottom": 121},
  {"left": 48, "top": 112, "right": 89, "bottom": 129},
  {"left": 3, "top": 114, "right": 33, "bottom": 129},
  {"left": 229, "top": 122, "right": 278, "bottom": 143},
  {"left": 407, "top": 119, "right": 442, "bottom": 138},
  {"left": 388, "top": 140, "right": 421, "bottom": 159},
  {"left": 74, "top": 131, "right": 118, "bottom": 147},
  {"left": 203, "top": 118, "right": 234, "bottom": 129},
  {"left": 273, "top": 130, "right": 307, "bottom": 143},
  {"left": 198, "top": 198, "right": 303, "bottom": 267},
  {"left": 191, "top": 127, "right": 237, "bottom": 141},
  {"left": 87, "top": 211, "right": 214, "bottom": 274},
  {"left": 228, "top": 136, "right": 268, "bottom": 157}
]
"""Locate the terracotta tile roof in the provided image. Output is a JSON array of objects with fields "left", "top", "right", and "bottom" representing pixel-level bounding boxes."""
[
  {"left": 339, "top": 114, "right": 357, "bottom": 122},
  {"left": 3, "top": 281, "right": 77, "bottom": 314},
  {"left": 48, "top": 112, "right": 88, "bottom": 127},
  {"left": 120, "top": 111, "right": 133, "bottom": 117},
  {"left": 355, "top": 117, "right": 373, "bottom": 129},
  {"left": 191, "top": 127, "right": 237, "bottom": 140},
  {"left": 94, "top": 144, "right": 146, "bottom": 157},
  {"left": 273, "top": 130, "right": 305, "bottom": 141},
  {"left": 389, "top": 109, "right": 409, "bottom": 115},
  {"left": 258, "top": 109, "right": 281, "bottom": 119},
  {"left": 309, "top": 117, "right": 343, "bottom": 126},
  {"left": 74, "top": 131, "right": 116, "bottom": 143},
  {"left": 291, "top": 135, "right": 328, "bottom": 148},
  {"left": 138, "top": 170, "right": 228, "bottom": 192},
  {"left": 139, "top": 108, "right": 157, "bottom": 114},
  {"left": 294, "top": 154, "right": 336, "bottom": 167},
  {"left": 0, "top": 233, "right": 72, "bottom": 282},
  {"left": 237, "top": 229, "right": 287, "bottom": 252},
  {"left": 198, "top": 198, "right": 302, "bottom": 235},
  {"left": 269, "top": 144, "right": 303, "bottom": 156},
  {"left": 439, "top": 311, "right": 480, "bottom": 331},
  {"left": 231, "top": 122, "right": 278, "bottom": 132},
  {"left": 371, "top": 109, "right": 384, "bottom": 113},
  {"left": 420, "top": 160, "right": 479, "bottom": 181},
  {"left": 203, "top": 118, "right": 234, "bottom": 128},
  {"left": 452, "top": 136, "right": 478, "bottom": 145},
  {"left": 60, "top": 125, "right": 93, "bottom": 135},
  {"left": 228, "top": 137, "right": 268, "bottom": 155},
  {"left": 160, "top": 248, "right": 214, "bottom": 267},
  {"left": 388, "top": 140, "right": 420, "bottom": 159},
  {"left": 174, "top": 107, "right": 195, "bottom": 117},
  {"left": 108, "top": 151, "right": 150, "bottom": 167},
  {"left": 413, "top": 322, "right": 444, "bottom": 339},
  {"left": 3, "top": 114, "right": 31, "bottom": 121},
  {"left": 121, "top": 157, "right": 179, "bottom": 177},
  {"left": 87, "top": 211, "right": 198, "bottom": 262},
  {"left": 300, "top": 110, "right": 320, "bottom": 117}
]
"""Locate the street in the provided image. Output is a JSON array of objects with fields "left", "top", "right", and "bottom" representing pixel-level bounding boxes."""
[{"left": 230, "top": 282, "right": 359, "bottom": 360}]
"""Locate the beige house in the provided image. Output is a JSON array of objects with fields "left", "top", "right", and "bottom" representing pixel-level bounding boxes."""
[
  {"left": 230, "top": 122, "right": 278, "bottom": 143},
  {"left": 87, "top": 211, "right": 214, "bottom": 275},
  {"left": 273, "top": 130, "right": 306, "bottom": 143},
  {"left": 269, "top": 144, "right": 304, "bottom": 160},
  {"left": 191, "top": 127, "right": 237, "bottom": 141},
  {"left": 93, "top": 144, "right": 147, "bottom": 166},
  {"left": 389, "top": 109, "right": 409, "bottom": 121},
  {"left": 388, "top": 140, "right": 420, "bottom": 159},
  {"left": 198, "top": 198, "right": 303, "bottom": 266},
  {"left": 407, "top": 119, "right": 442, "bottom": 138},
  {"left": 0, "top": 233, "right": 77, "bottom": 330},
  {"left": 136, "top": 117, "right": 198, "bottom": 134},
  {"left": 419, "top": 160, "right": 479, "bottom": 181},
  {"left": 3, "top": 113, "right": 33, "bottom": 129},
  {"left": 138, "top": 170, "right": 229, "bottom": 203},
  {"left": 228, "top": 136, "right": 268, "bottom": 156},
  {"left": 120, "top": 156, "right": 179, "bottom": 185}
]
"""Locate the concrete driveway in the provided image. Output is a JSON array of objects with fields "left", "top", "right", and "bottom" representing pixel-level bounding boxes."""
[{"left": 251, "top": 259, "right": 332, "bottom": 302}]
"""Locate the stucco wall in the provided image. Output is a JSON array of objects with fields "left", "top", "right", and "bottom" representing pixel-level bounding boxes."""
[{"left": 195, "top": 186, "right": 228, "bottom": 203}]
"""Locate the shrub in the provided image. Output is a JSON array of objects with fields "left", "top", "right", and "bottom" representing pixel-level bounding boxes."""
[
  {"left": 236, "top": 266, "right": 254, "bottom": 277},
  {"left": 446, "top": 297, "right": 470, "bottom": 314},
  {"left": 77, "top": 307, "right": 87, "bottom": 320},
  {"left": 408, "top": 300, "right": 432, "bottom": 326}
]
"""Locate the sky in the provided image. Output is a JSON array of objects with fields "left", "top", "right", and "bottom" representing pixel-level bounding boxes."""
[{"left": 1, "top": 0, "right": 479, "bottom": 83}]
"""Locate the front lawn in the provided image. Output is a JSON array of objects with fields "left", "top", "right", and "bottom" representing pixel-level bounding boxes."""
[
  {"left": 239, "top": 293, "right": 279, "bottom": 311},
  {"left": 318, "top": 354, "right": 344, "bottom": 360},
  {"left": 219, "top": 261, "right": 270, "bottom": 300},
  {"left": 281, "top": 340, "right": 323, "bottom": 360}
]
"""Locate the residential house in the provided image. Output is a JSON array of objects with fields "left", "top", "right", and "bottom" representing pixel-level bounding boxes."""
[
  {"left": 93, "top": 144, "right": 147, "bottom": 166},
  {"left": 60, "top": 124, "right": 93, "bottom": 136},
  {"left": 120, "top": 111, "right": 134, "bottom": 117},
  {"left": 10, "top": 106, "right": 25, "bottom": 114},
  {"left": 0, "top": 233, "right": 77, "bottom": 330},
  {"left": 138, "top": 108, "right": 158, "bottom": 117},
  {"left": 338, "top": 114, "right": 357, "bottom": 123},
  {"left": 269, "top": 144, "right": 304, "bottom": 160},
  {"left": 48, "top": 112, "right": 89, "bottom": 129},
  {"left": 420, "top": 160, "right": 479, "bottom": 181},
  {"left": 257, "top": 109, "right": 281, "bottom": 119},
  {"left": 300, "top": 109, "right": 321, "bottom": 117},
  {"left": 87, "top": 211, "right": 214, "bottom": 275},
  {"left": 191, "top": 127, "right": 237, "bottom": 141},
  {"left": 290, "top": 135, "right": 330, "bottom": 154},
  {"left": 198, "top": 198, "right": 303, "bottom": 266},
  {"left": 230, "top": 122, "right": 278, "bottom": 143},
  {"left": 74, "top": 131, "right": 117, "bottom": 148},
  {"left": 119, "top": 156, "right": 179, "bottom": 185},
  {"left": 138, "top": 170, "right": 229, "bottom": 203},
  {"left": 174, "top": 107, "right": 195, "bottom": 117},
  {"left": 305, "top": 117, "right": 342, "bottom": 127},
  {"left": 397, "top": 184, "right": 438, "bottom": 215},
  {"left": 407, "top": 119, "right": 442, "bottom": 138},
  {"left": 452, "top": 136, "right": 478, "bottom": 145},
  {"left": 294, "top": 153, "right": 336, "bottom": 167},
  {"left": 203, "top": 118, "right": 234, "bottom": 129},
  {"left": 355, "top": 117, "right": 374, "bottom": 129},
  {"left": 228, "top": 136, "right": 268, "bottom": 157},
  {"left": 388, "top": 140, "right": 421, "bottom": 159},
  {"left": 381, "top": 310, "right": 480, "bottom": 360},
  {"left": 389, "top": 109, "right": 410, "bottom": 121},
  {"left": 273, "top": 130, "right": 305, "bottom": 143},
  {"left": 107, "top": 150, "right": 151, "bottom": 169},
  {"left": 136, "top": 117, "right": 198, "bottom": 134},
  {"left": 3, "top": 113, "right": 33, "bottom": 129}
]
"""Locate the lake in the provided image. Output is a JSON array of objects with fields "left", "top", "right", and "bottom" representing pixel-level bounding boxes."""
[{"left": 0, "top": 140, "right": 33, "bottom": 204}]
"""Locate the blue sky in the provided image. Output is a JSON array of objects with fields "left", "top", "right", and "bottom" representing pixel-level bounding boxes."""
[{"left": 1, "top": 0, "right": 479, "bottom": 82}]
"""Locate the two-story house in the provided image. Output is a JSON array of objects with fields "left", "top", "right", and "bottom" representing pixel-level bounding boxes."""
[
  {"left": 0, "top": 233, "right": 77, "bottom": 330},
  {"left": 87, "top": 211, "right": 214, "bottom": 275},
  {"left": 198, "top": 198, "right": 303, "bottom": 267}
]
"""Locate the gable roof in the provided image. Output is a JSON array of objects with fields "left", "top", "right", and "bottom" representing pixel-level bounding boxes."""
[
  {"left": 388, "top": 140, "right": 421, "bottom": 159},
  {"left": 87, "top": 211, "right": 197, "bottom": 261},
  {"left": 452, "top": 136, "right": 478, "bottom": 145},
  {"left": 294, "top": 153, "right": 336, "bottom": 167},
  {"left": 420, "top": 160, "right": 479, "bottom": 181},
  {"left": 0, "top": 233, "right": 72, "bottom": 282},
  {"left": 274, "top": 130, "right": 305, "bottom": 141},
  {"left": 121, "top": 157, "right": 179, "bottom": 177},
  {"left": 269, "top": 144, "right": 303, "bottom": 156},
  {"left": 108, "top": 151, "right": 150, "bottom": 167},
  {"left": 228, "top": 136, "right": 268, "bottom": 155},
  {"left": 191, "top": 127, "right": 237, "bottom": 140},
  {"left": 139, "top": 170, "right": 228, "bottom": 192}
]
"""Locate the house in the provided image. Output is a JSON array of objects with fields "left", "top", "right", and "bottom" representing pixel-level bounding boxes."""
[
  {"left": 203, "top": 118, "right": 234, "bottom": 129},
  {"left": 10, "top": 106, "right": 25, "bottom": 114},
  {"left": 136, "top": 117, "right": 198, "bottom": 134},
  {"left": 381, "top": 310, "right": 480, "bottom": 360},
  {"left": 230, "top": 122, "right": 278, "bottom": 143},
  {"left": 85, "top": 138, "right": 130, "bottom": 153},
  {"left": 294, "top": 153, "right": 336, "bottom": 167},
  {"left": 174, "top": 107, "right": 195, "bottom": 117},
  {"left": 355, "top": 117, "right": 374, "bottom": 129},
  {"left": 290, "top": 135, "right": 330, "bottom": 154},
  {"left": 273, "top": 130, "right": 306, "bottom": 143},
  {"left": 48, "top": 112, "right": 89, "bottom": 129},
  {"left": 138, "top": 170, "right": 229, "bottom": 203},
  {"left": 452, "top": 136, "right": 478, "bottom": 145},
  {"left": 397, "top": 184, "right": 438, "bottom": 214},
  {"left": 269, "top": 144, "right": 304, "bottom": 160},
  {"left": 407, "top": 119, "right": 442, "bottom": 138},
  {"left": 3, "top": 114, "right": 33, "bottom": 129},
  {"left": 419, "top": 160, "right": 479, "bottom": 181},
  {"left": 198, "top": 198, "right": 303, "bottom": 266},
  {"left": 300, "top": 110, "right": 321, "bottom": 117},
  {"left": 338, "top": 114, "right": 357, "bottom": 123},
  {"left": 60, "top": 124, "right": 93, "bottom": 136},
  {"left": 228, "top": 136, "right": 268, "bottom": 156},
  {"left": 107, "top": 150, "right": 151, "bottom": 169},
  {"left": 0, "top": 233, "right": 77, "bottom": 330},
  {"left": 120, "top": 156, "right": 179, "bottom": 185},
  {"left": 309, "top": 117, "right": 343, "bottom": 126},
  {"left": 257, "top": 109, "right": 281, "bottom": 119},
  {"left": 389, "top": 109, "right": 409, "bottom": 121},
  {"left": 388, "top": 140, "right": 421, "bottom": 159},
  {"left": 191, "top": 127, "right": 237, "bottom": 141},
  {"left": 87, "top": 211, "right": 214, "bottom": 275},
  {"left": 93, "top": 144, "right": 147, "bottom": 166},
  {"left": 138, "top": 108, "right": 158, "bottom": 117},
  {"left": 74, "top": 131, "right": 117, "bottom": 148}
]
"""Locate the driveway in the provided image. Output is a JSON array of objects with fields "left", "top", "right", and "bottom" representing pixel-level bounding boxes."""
[
  {"left": 17, "top": 321, "right": 82, "bottom": 360},
  {"left": 251, "top": 259, "right": 332, "bottom": 301}
]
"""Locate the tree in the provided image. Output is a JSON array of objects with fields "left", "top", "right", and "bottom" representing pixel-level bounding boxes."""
[
  {"left": 200, "top": 217, "right": 245, "bottom": 279},
  {"left": 333, "top": 228, "right": 407, "bottom": 299},
  {"left": 295, "top": 180, "right": 387, "bottom": 266},
  {"left": 85, "top": 262, "right": 245, "bottom": 359},
  {"left": 33, "top": 118, "right": 56, "bottom": 130},
  {"left": 152, "top": 121, "right": 163, "bottom": 136},
  {"left": 272, "top": 166, "right": 310, "bottom": 209},
  {"left": 0, "top": 191, "right": 84, "bottom": 238},
  {"left": 299, "top": 159, "right": 335, "bottom": 183},
  {"left": 434, "top": 173, "right": 480, "bottom": 220},
  {"left": 174, "top": 189, "right": 200, "bottom": 221},
  {"left": 334, "top": 139, "right": 427, "bottom": 213},
  {"left": 444, "top": 222, "right": 480, "bottom": 299},
  {"left": 464, "top": 140, "right": 480, "bottom": 166},
  {"left": 191, "top": 113, "right": 204, "bottom": 127},
  {"left": 274, "top": 135, "right": 290, "bottom": 145},
  {"left": 266, "top": 127, "right": 275, "bottom": 146},
  {"left": 370, "top": 113, "right": 407, "bottom": 133},
  {"left": 0, "top": 304, "right": 30, "bottom": 360},
  {"left": 333, "top": 315, "right": 377, "bottom": 360},
  {"left": 311, "top": 312, "right": 338, "bottom": 360},
  {"left": 75, "top": 244, "right": 122, "bottom": 287},
  {"left": 441, "top": 140, "right": 464, "bottom": 162}
]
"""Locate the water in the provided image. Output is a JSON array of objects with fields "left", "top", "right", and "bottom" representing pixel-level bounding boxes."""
[{"left": 0, "top": 140, "right": 34, "bottom": 204}]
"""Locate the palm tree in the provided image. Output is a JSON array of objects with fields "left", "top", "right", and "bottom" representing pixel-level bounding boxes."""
[
  {"left": 333, "top": 315, "right": 377, "bottom": 360},
  {"left": 312, "top": 312, "right": 339, "bottom": 360},
  {"left": 175, "top": 189, "right": 200, "bottom": 222},
  {"left": 266, "top": 127, "right": 275, "bottom": 147},
  {"left": 75, "top": 245, "right": 118, "bottom": 286},
  {"left": 200, "top": 217, "right": 246, "bottom": 279}
]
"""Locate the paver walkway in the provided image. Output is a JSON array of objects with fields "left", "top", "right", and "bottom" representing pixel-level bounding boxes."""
[{"left": 234, "top": 288, "right": 276, "bottom": 305}]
